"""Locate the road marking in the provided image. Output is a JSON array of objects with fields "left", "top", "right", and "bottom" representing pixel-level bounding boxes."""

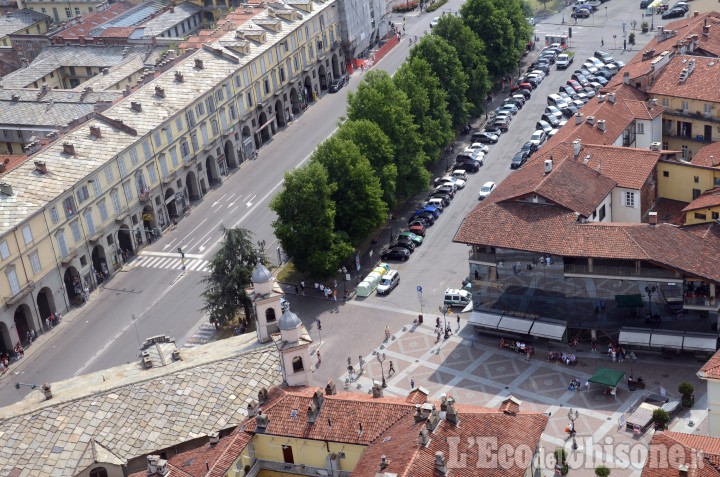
[
  {"left": 227, "top": 202, "right": 235, "bottom": 208},
  {"left": 140, "top": 251, "right": 203, "bottom": 259},
  {"left": 347, "top": 299, "right": 420, "bottom": 317},
  {"left": 74, "top": 272, "right": 189, "bottom": 376},
  {"left": 246, "top": 194, "right": 256, "bottom": 207},
  {"left": 162, "top": 238, "right": 178, "bottom": 250}
]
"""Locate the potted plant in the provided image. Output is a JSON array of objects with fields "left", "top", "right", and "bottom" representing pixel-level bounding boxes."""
[
  {"left": 641, "top": 21, "right": 649, "bottom": 33},
  {"left": 595, "top": 465, "right": 611, "bottom": 477},
  {"left": 679, "top": 382, "right": 695, "bottom": 407},
  {"left": 629, "top": 33, "right": 636, "bottom": 45},
  {"left": 554, "top": 448, "right": 569, "bottom": 476},
  {"left": 653, "top": 408, "right": 670, "bottom": 430}
]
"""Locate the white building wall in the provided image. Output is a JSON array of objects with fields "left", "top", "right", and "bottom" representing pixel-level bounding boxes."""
[
  {"left": 707, "top": 380, "right": 720, "bottom": 437},
  {"left": 611, "top": 187, "right": 642, "bottom": 223}
]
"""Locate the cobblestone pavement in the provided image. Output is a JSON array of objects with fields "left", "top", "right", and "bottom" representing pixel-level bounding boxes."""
[{"left": 337, "top": 318, "right": 708, "bottom": 477}]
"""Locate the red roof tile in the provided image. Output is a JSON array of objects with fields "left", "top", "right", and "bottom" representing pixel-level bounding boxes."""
[
  {"left": 643, "top": 432, "right": 720, "bottom": 477},
  {"left": 692, "top": 141, "right": 720, "bottom": 167},
  {"left": 51, "top": 2, "right": 135, "bottom": 40},
  {"left": 648, "top": 54, "right": 720, "bottom": 103},
  {"left": 648, "top": 197, "right": 688, "bottom": 225},
  {"left": 179, "top": 10, "right": 258, "bottom": 50},
  {"left": 683, "top": 188, "right": 720, "bottom": 212},
  {"left": 98, "top": 26, "right": 136, "bottom": 38},
  {"left": 0, "top": 154, "right": 28, "bottom": 174},
  {"left": 698, "top": 348, "right": 720, "bottom": 379}
]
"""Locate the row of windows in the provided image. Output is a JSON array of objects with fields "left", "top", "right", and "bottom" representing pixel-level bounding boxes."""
[{"left": 660, "top": 97, "right": 716, "bottom": 116}]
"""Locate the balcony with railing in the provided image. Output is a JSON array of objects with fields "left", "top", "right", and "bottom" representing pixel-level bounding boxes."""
[
  {"left": 563, "top": 258, "right": 677, "bottom": 279},
  {"left": 665, "top": 108, "right": 719, "bottom": 124},
  {"left": 5, "top": 281, "right": 35, "bottom": 306},
  {"left": 683, "top": 280, "right": 719, "bottom": 310}
]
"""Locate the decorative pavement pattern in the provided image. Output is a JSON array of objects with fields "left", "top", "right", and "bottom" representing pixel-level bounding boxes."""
[{"left": 335, "top": 320, "right": 710, "bottom": 477}]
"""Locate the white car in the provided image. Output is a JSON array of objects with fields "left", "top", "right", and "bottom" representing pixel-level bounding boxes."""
[
  {"left": 529, "top": 130, "right": 547, "bottom": 146},
  {"left": 442, "top": 175, "right": 466, "bottom": 189},
  {"left": 430, "top": 17, "right": 440, "bottom": 28},
  {"left": 582, "top": 63, "right": 599, "bottom": 75},
  {"left": 451, "top": 170, "right": 467, "bottom": 181},
  {"left": 545, "top": 106, "right": 564, "bottom": 119},
  {"left": 464, "top": 143, "right": 490, "bottom": 155},
  {"left": 478, "top": 181, "right": 496, "bottom": 200}
]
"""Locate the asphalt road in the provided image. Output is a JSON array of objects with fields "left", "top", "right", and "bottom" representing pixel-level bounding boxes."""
[{"left": 0, "top": 0, "right": 662, "bottom": 406}]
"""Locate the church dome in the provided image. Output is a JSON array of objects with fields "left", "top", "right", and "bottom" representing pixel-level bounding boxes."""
[
  {"left": 278, "top": 309, "right": 302, "bottom": 331},
  {"left": 251, "top": 263, "right": 273, "bottom": 284}
]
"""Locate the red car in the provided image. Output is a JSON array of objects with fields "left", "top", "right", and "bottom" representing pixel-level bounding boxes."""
[
  {"left": 518, "top": 82, "right": 534, "bottom": 91},
  {"left": 566, "top": 79, "right": 583, "bottom": 92},
  {"left": 407, "top": 222, "right": 426, "bottom": 237}
]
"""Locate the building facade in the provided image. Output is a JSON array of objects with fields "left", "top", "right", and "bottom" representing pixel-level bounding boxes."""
[{"left": 0, "top": 0, "right": 344, "bottom": 354}]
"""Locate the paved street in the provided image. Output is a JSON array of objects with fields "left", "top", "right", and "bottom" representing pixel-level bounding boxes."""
[{"left": 0, "top": 0, "right": 682, "bottom": 409}]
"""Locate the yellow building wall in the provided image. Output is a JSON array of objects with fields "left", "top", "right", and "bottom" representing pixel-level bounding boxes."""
[
  {"left": 685, "top": 205, "right": 720, "bottom": 225},
  {"left": 657, "top": 93, "right": 720, "bottom": 159},
  {"left": 0, "top": 142, "right": 25, "bottom": 155},
  {"left": 656, "top": 161, "right": 719, "bottom": 203}
]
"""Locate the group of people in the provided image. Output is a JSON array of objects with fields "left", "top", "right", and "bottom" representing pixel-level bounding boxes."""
[
  {"left": 45, "top": 312, "right": 62, "bottom": 330},
  {"left": 499, "top": 338, "right": 535, "bottom": 360},
  {"left": 568, "top": 378, "right": 582, "bottom": 391},
  {"left": 548, "top": 351, "right": 578, "bottom": 366},
  {"left": 0, "top": 343, "right": 24, "bottom": 374},
  {"left": 608, "top": 342, "right": 627, "bottom": 362}
]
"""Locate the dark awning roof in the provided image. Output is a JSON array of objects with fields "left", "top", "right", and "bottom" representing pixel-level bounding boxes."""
[{"left": 588, "top": 368, "right": 625, "bottom": 387}]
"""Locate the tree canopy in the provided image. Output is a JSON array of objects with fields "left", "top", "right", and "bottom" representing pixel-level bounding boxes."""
[{"left": 461, "top": 0, "right": 519, "bottom": 77}]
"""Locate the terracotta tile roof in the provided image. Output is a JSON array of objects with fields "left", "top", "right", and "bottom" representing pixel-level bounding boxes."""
[
  {"left": 624, "top": 99, "right": 665, "bottom": 119},
  {"left": 648, "top": 54, "right": 720, "bottom": 103},
  {"left": 179, "top": 10, "right": 258, "bottom": 50},
  {"left": 0, "top": 154, "right": 28, "bottom": 175},
  {"left": 692, "top": 141, "right": 720, "bottom": 167},
  {"left": 454, "top": 197, "right": 720, "bottom": 283},
  {"left": 405, "top": 388, "right": 429, "bottom": 404},
  {"left": 649, "top": 197, "right": 688, "bottom": 225},
  {"left": 643, "top": 432, "right": 720, "bottom": 477},
  {"left": 52, "top": 2, "right": 135, "bottom": 40},
  {"left": 698, "top": 348, "right": 720, "bottom": 379},
  {"left": 683, "top": 188, "right": 720, "bottom": 211},
  {"left": 683, "top": 221, "right": 720, "bottom": 242},
  {"left": 98, "top": 26, "right": 137, "bottom": 38}
]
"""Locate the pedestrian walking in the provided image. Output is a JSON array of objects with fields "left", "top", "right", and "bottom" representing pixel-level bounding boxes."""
[
  {"left": 474, "top": 269, "right": 480, "bottom": 280},
  {"left": 332, "top": 289, "right": 337, "bottom": 301},
  {"left": 436, "top": 316, "right": 440, "bottom": 327},
  {"left": 623, "top": 39, "right": 627, "bottom": 50},
  {"left": 389, "top": 361, "right": 395, "bottom": 375},
  {"left": 601, "top": 37, "right": 604, "bottom": 46},
  {"left": 410, "top": 378, "right": 415, "bottom": 389},
  {"left": 83, "top": 286, "right": 90, "bottom": 302},
  {"left": 44, "top": 318, "right": 49, "bottom": 331},
  {"left": 385, "top": 325, "right": 391, "bottom": 340},
  {"left": 457, "top": 315, "right": 461, "bottom": 326},
  {"left": 295, "top": 285, "right": 299, "bottom": 295},
  {"left": 317, "top": 350, "right": 321, "bottom": 365},
  {"left": 300, "top": 281, "right": 305, "bottom": 295}
]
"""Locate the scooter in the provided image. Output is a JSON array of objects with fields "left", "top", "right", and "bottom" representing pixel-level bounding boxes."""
[{"left": 628, "top": 376, "right": 645, "bottom": 390}]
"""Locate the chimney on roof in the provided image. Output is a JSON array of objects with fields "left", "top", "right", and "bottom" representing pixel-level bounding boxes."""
[
  {"left": 102, "top": 67, "right": 109, "bottom": 75},
  {"left": 583, "top": 154, "right": 591, "bottom": 165},
  {"left": 124, "top": 84, "right": 131, "bottom": 97},
  {"left": 649, "top": 212, "right": 658, "bottom": 225},
  {"left": 306, "top": 403, "right": 318, "bottom": 423},
  {"left": 195, "top": 58, "right": 204, "bottom": 69},
  {"left": 246, "top": 399, "right": 258, "bottom": 417},
  {"left": 623, "top": 71, "right": 630, "bottom": 85},
  {"left": 414, "top": 404, "right": 424, "bottom": 422},
  {"left": 544, "top": 159, "right": 553, "bottom": 174},
  {"left": 650, "top": 142, "right": 662, "bottom": 151},
  {"left": 258, "top": 388, "right": 268, "bottom": 404},
  {"left": 573, "top": 139, "right": 581, "bottom": 158},
  {"left": 607, "top": 93, "right": 616, "bottom": 104},
  {"left": 372, "top": 381, "right": 384, "bottom": 398},
  {"left": 711, "top": 155, "right": 717, "bottom": 166},
  {"left": 426, "top": 411, "right": 440, "bottom": 431},
  {"left": 62, "top": 142, "right": 75, "bottom": 156},
  {"left": 34, "top": 161, "right": 47, "bottom": 174},
  {"left": 650, "top": 98, "right": 658, "bottom": 108},
  {"left": 586, "top": 116, "right": 596, "bottom": 126},
  {"left": 445, "top": 397, "right": 459, "bottom": 425},
  {"left": 208, "top": 432, "right": 220, "bottom": 445},
  {"left": 312, "top": 389, "right": 324, "bottom": 411},
  {"left": 380, "top": 455, "right": 388, "bottom": 470},
  {"left": 155, "top": 86, "right": 165, "bottom": 98},
  {"left": 325, "top": 380, "right": 337, "bottom": 395},
  {"left": 255, "top": 410, "right": 269, "bottom": 431},
  {"left": 147, "top": 455, "right": 169, "bottom": 476},
  {"left": 679, "top": 464, "right": 689, "bottom": 476},
  {"left": 435, "top": 452, "right": 447, "bottom": 474},
  {"left": 418, "top": 428, "right": 430, "bottom": 446},
  {"left": 89, "top": 124, "right": 101, "bottom": 138},
  {"left": 575, "top": 113, "right": 583, "bottom": 125},
  {"left": 695, "top": 11, "right": 699, "bottom": 17},
  {"left": 175, "top": 71, "right": 184, "bottom": 82},
  {"left": 130, "top": 101, "right": 142, "bottom": 112},
  {"left": 703, "top": 24, "right": 710, "bottom": 36},
  {"left": 440, "top": 394, "right": 448, "bottom": 411},
  {"left": 11, "top": 93, "right": 19, "bottom": 102},
  {"left": 0, "top": 183, "right": 13, "bottom": 196},
  {"left": 500, "top": 396, "right": 522, "bottom": 415},
  {"left": 597, "top": 119, "right": 606, "bottom": 131}
]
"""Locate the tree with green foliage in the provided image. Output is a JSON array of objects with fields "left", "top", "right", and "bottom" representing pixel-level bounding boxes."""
[
  {"left": 394, "top": 57, "right": 453, "bottom": 162},
  {"left": 336, "top": 120, "right": 398, "bottom": 209},
  {"left": 432, "top": 15, "right": 491, "bottom": 116},
  {"left": 501, "top": 0, "right": 534, "bottom": 58},
  {"left": 461, "top": 0, "right": 518, "bottom": 77},
  {"left": 653, "top": 408, "right": 670, "bottom": 430},
  {"left": 595, "top": 466, "right": 611, "bottom": 477},
  {"left": 270, "top": 162, "right": 354, "bottom": 277},
  {"left": 201, "top": 226, "right": 260, "bottom": 329},
  {"left": 311, "top": 136, "right": 387, "bottom": 243},
  {"left": 347, "top": 71, "right": 427, "bottom": 199},
  {"left": 410, "top": 35, "right": 469, "bottom": 128}
]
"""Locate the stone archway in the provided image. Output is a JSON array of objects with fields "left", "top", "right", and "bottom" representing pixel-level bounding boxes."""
[
  {"left": 164, "top": 188, "right": 178, "bottom": 218},
  {"left": 331, "top": 53, "right": 341, "bottom": 78},
  {"left": 290, "top": 87, "right": 300, "bottom": 114},
  {"left": 318, "top": 64, "right": 327, "bottom": 91},
  {"left": 92, "top": 245, "right": 109, "bottom": 280},
  {"left": 64, "top": 266, "right": 82, "bottom": 306},
  {"left": 275, "top": 99, "right": 286, "bottom": 128},
  {"left": 205, "top": 155, "right": 220, "bottom": 185},
  {"left": 142, "top": 204, "right": 156, "bottom": 230},
  {"left": 14, "top": 303, "right": 34, "bottom": 343},
  {"left": 36, "top": 287, "right": 55, "bottom": 323},
  {"left": 258, "top": 112, "right": 271, "bottom": 143},
  {"left": 241, "top": 126, "right": 254, "bottom": 162},
  {"left": 304, "top": 76, "right": 314, "bottom": 103},
  {"left": 0, "top": 321, "right": 12, "bottom": 352},
  {"left": 117, "top": 224, "right": 133, "bottom": 257},
  {"left": 186, "top": 171, "right": 199, "bottom": 201},
  {"left": 224, "top": 140, "right": 238, "bottom": 169}
]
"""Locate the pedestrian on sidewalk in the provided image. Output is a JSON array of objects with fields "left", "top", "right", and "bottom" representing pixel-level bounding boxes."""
[
  {"left": 317, "top": 350, "right": 321, "bottom": 365},
  {"left": 295, "top": 284, "right": 299, "bottom": 295},
  {"left": 436, "top": 316, "right": 440, "bottom": 327},
  {"left": 601, "top": 37, "right": 605, "bottom": 46},
  {"left": 388, "top": 361, "right": 395, "bottom": 375},
  {"left": 457, "top": 315, "right": 461, "bottom": 327},
  {"left": 83, "top": 286, "right": 90, "bottom": 302},
  {"left": 332, "top": 289, "right": 337, "bottom": 301},
  {"left": 385, "top": 325, "right": 391, "bottom": 341},
  {"left": 410, "top": 378, "right": 415, "bottom": 389},
  {"left": 300, "top": 281, "right": 305, "bottom": 295}
]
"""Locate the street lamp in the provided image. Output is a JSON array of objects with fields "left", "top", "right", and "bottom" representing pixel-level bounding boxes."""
[
  {"left": 132, "top": 314, "right": 141, "bottom": 349},
  {"left": 605, "top": 6, "right": 607, "bottom": 21},
  {"left": 568, "top": 408, "right": 579, "bottom": 450},
  {"left": 645, "top": 285, "right": 657, "bottom": 316},
  {"left": 439, "top": 304, "right": 449, "bottom": 339},
  {"left": 338, "top": 266, "right": 348, "bottom": 296},
  {"left": 376, "top": 352, "right": 387, "bottom": 388},
  {"left": 629, "top": 352, "right": 638, "bottom": 378}
]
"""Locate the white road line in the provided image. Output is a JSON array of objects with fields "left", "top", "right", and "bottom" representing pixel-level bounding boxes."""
[
  {"left": 140, "top": 251, "right": 204, "bottom": 259},
  {"left": 144, "top": 257, "right": 162, "bottom": 267},
  {"left": 188, "top": 260, "right": 202, "bottom": 271}
]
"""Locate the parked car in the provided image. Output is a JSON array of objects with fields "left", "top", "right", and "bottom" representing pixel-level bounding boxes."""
[
  {"left": 377, "top": 270, "right": 400, "bottom": 295},
  {"left": 498, "top": 103, "right": 519, "bottom": 115},
  {"left": 398, "top": 231, "right": 423, "bottom": 246},
  {"left": 453, "top": 159, "right": 479, "bottom": 172},
  {"left": 491, "top": 119, "right": 510, "bottom": 132},
  {"left": 594, "top": 75, "right": 609, "bottom": 86},
  {"left": 572, "top": 73, "right": 589, "bottom": 86},
  {"left": 381, "top": 247, "right": 410, "bottom": 261},
  {"left": 407, "top": 222, "right": 426, "bottom": 237},
  {"left": 567, "top": 79, "right": 583, "bottom": 92},
  {"left": 586, "top": 57, "right": 605, "bottom": 69},
  {"left": 478, "top": 181, "right": 496, "bottom": 199},
  {"left": 559, "top": 85, "right": 576, "bottom": 97},
  {"left": 529, "top": 129, "right": 547, "bottom": 146},
  {"left": 662, "top": 6, "right": 685, "bottom": 17},
  {"left": 328, "top": 76, "right": 348, "bottom": 93},
  {"left": 434, "top": 185, "right": 456, "bottom": 198},
  {"left": 472, "top": 131, "right": 499, "bottom": 144},
  {"left": 571, "top": 8, "right": 591, "bottom": 18},
  {"left": 582, "top": 63, "right": 599, "bottom": 75},
  {"left": 535, "top": 120, "right": 553, "bottom": 134},
  {"left": 561, "top": 104, "right": 579, "bottom": 117},
  {"left": 614, "top": 60, "right": 626, "bottom": 68},
  {"left": 416, "top": 205, "right": 442, "bottom": 218},
  {"left": 483, "top": 126, "right": 505, "bottom": 136},
  {"left": 429, "top": 191, "right": 451, "bottom": 206},
  {"left": 390, "top": 238, "right": 415, "bottom": 252},
  {"left": 464, "top": 142, "right": 490, "bottom": 155},
  {"left": 545, "top": 105, "right": 564, "bottom": 120},
  {"left": 583, "top": 86, "right": 597, "bottom": 98},
  {"left": 594, "top": 50, "right": 615, "bottom": 64},
  {"left": 521, "top": 141, "right": 538, "bottom": 156},
  {"left": 542, "top": 113, "right": 560, "bottom": 128},
  {"left": 510, "top": 151, "right": 529, "bottom": 169},
  {"left": 441, "top": 175, "right": 466, "bottom": 189},
  {"left": 600, "top": 63, "right": 619, "bottom": 76},
  {"left": 430, "top": 17, "right": 440, "bottom": 28},
  {"left": 450, "top": 169, "right": 467, "bottom": 181}
]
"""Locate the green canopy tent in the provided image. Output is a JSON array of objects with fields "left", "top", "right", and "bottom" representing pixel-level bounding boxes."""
[{"left": 588, "top": 368, "right": 625, "bottom": 387}]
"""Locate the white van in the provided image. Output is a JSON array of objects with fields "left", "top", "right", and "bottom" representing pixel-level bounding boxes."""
[
  {"left": 377, "top": 270, "right": 400, "bottom": 295},
  {"left": 444, "top": 288, "right": 471, "bottom": 307}
]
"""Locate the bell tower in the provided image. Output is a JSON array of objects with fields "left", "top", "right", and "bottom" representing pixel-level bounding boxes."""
[
  {"left": 249, "top": 263, "right": 284, "bottom": 343},
  {"left": 275, "top": 308, "right": 313, "bottom": 387}
]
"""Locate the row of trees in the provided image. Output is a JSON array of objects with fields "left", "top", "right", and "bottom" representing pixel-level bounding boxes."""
[{"left": 270, "top": 0, "right": 533, "bottom": 277}]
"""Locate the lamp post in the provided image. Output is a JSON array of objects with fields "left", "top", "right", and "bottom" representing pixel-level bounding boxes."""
[
  {"left": 605, "top": 6, "right": 608, "bottom": 21},
  {"left": 132, "top": 314, "right": 141, "bottom": 349},
  {"left": 629, "top": 352, "right": 637, "bottom": 378},
  {"left": 376, "top": 352, "right": 387, "bottom": 388},
  {"left": 613, "top": 34, "right": 617, "bottom": 50},
  {"left": 338, "top": 266, "right": 348, "bottom": 296},
  {"left": 645, "top": 285, "right": 657, "bottom": 316},
  {"left": 568, "top": 408, "right": 579, "bottom": 450},
  {"left": 439, "top": 304, "right": 449, "bottom": 339}
]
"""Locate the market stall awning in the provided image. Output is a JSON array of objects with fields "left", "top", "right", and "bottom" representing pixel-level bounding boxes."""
[
  {"left": 469, "top": 311, "right": 502, "bottom": 330},
  {"left": 683, "top": 333, "right": 718, "bottom": 352},
  {"left": 529, "top": 319, "right": 567, "bottom": 341},
  {"left": 619, "top": 328, "right": 651, "bottom": 347},
  {"left": 650, "top": 332, "right": 684, "bottom": 350},
  {"left": 588, "top": 368, "right": 625, "bottom": 387},
  {"left": 615, "top": 294, "right": 644, "bottom": 308},
  {"left": 497, "top": 316, "right": 534, "bottom": 334}
]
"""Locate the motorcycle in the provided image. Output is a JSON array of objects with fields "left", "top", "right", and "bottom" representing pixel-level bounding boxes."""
[{"left": 628, "top": 376, "right": 645, "bottom": 391}]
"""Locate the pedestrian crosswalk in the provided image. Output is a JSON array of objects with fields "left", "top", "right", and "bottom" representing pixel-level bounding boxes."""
[
  {"left": 182, "top": 321, "right": 217, "bottom": 348},
  {"left": 133, "top": 255, "right": 210, "bottom": 272}
]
